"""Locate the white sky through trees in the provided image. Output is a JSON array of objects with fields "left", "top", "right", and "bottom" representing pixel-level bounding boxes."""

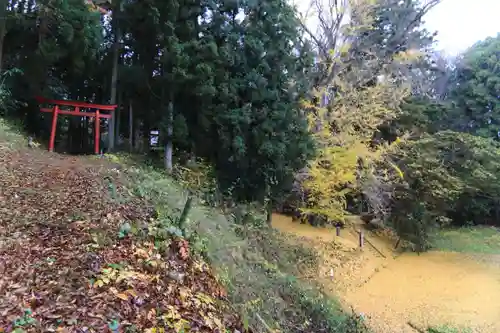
[
  {"left": 425, "top": 0, "right": 500, "bottom": 55},
  {"left": 293, "top": 0, "right": 500, "bottom": 57}
]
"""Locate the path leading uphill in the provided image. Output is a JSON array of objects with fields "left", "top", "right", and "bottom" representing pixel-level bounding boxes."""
[{"left": 0, "top": 129, "right": 246, "bottom": 332}]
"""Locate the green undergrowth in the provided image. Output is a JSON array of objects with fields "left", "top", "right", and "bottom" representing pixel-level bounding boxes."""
[
  {"left": 0, "top": 118, "right": 26, "bottom": 149},
  {"left": 107, "top": 153, "right": 368, "bottom": 333},
  {"left": 426, "top": 324, "right": 473, "bottom": 333},
  {"left": 431, "top": 226, "right": 500, "bottom": 254}
]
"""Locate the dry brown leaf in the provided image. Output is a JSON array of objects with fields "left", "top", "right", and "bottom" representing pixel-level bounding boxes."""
[
  {"left": 116, "top": 293, "right": 129, "bottom": 301},
  {"left": 0, "top": 145, "right": 250, "bottom": 332},
  {"left": 126, "top": 289, "right": 138, "bottom": 297}
]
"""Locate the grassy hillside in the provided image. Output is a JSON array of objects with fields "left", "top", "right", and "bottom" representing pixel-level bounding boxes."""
[
  {"left": 0, "top": 119, "right": 367, "bottom": 333},
  {"left": 432, "top": 227, "right": 500, "bottom": 255},
  {"left": 0, "top": 121, "right": 250, "bottom": 332},
  {"left": 103, "top": 154, "right": 368, "bottom": 332}
]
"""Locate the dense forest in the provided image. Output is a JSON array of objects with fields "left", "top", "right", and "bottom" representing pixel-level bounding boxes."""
[{"left": 1, "top": 0, "right": 500, "bottom": 252}]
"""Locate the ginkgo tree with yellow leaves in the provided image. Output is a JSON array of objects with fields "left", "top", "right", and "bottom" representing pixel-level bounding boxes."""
[
  {"left": 296, "top": 0, "right": 439, "bottom": 223},
  {"left": 299, "top": 81, "right": 408, "bottom": 222}
]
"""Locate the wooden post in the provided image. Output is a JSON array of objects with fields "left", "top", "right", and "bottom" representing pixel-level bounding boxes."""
[
  {"left": 394, "top": 237, "right": 401, "bottom": 250},
  {"left": 359, "top": 230, "right": 364, "bottom": 248},
  {"left": 95, "top": 109, "right": 100, "bottom": 154},
  {"left": 48, "top": 105, "right": 59, "bottom": 152}
]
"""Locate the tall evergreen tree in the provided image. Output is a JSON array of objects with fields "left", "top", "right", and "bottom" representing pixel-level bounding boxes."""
[
  {"left": 193, "top": 0, "right": 315, "bottom": 202},
  {"left": 450, "top": 34, "right": 500, "bottom": 138}
]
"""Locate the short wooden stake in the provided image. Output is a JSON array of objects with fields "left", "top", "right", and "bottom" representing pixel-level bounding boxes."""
[{"left": 359, "top": 230, "right": 364, "bottom": 248}]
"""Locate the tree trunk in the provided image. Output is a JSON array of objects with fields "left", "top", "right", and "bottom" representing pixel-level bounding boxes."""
[
  {"left": 134, "top": 120, "right": 141, "bottom": 152},
  {"left": 108, "top": 0, "right": 122, "bottom": 151},
  {"left": 266, "top": 201, "right": 273, "bottom": 226},
  {"left": 115, "top": 106, "right": 121, "bottom": 147},
  {"left": 495, "top": 199, "right": 499, "bottom": 225},
  {"left": 165, "top": 99, "right": 173, "bottom": 172},
  {"left": 266, "top": 183, "right": 273, "bottom": 226},
  {"left": 115, "top": 92, "right": 122, "bottom": 147},
  {"left": 0, "top": 0, "right": 8, "bottom": 72},
  {"left": 128, "top": 100, "right": 133, "bottom": 151}
]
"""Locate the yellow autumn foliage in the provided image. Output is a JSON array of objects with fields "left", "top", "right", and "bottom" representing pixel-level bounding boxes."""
[
  {"left": 300, "top": 74, "right": 410, "bottom": 222},
  {"left": 296, "top": 0, "right": 424, "bottom": 222}
]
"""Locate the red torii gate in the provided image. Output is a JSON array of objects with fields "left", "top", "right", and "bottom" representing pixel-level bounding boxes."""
[{"left": 35, "top": 96, "right": 117, "bottom": 154}]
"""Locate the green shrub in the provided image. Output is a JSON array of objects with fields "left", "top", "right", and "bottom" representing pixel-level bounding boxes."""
[
  {"left": 390, "top": 131, "right": 500, "bottom": 248},
  {"left": 121, "top": 159, "right": 370, "bottom": 333}
]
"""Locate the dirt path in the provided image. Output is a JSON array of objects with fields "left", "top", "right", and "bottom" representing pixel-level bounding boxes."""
[
  {"left": 346, "top": 251, "right": 500, "bottom": 332},
  {"left": 272, "top": 213, "right": 500, "bottom": 333},
  {"left": 0, "top": 142, "right": 245, "bottom": 332}
]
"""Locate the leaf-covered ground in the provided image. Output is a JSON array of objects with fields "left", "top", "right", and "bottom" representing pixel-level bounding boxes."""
[{"left": 0, "top": 144, "right": 247, "bottom": 332}]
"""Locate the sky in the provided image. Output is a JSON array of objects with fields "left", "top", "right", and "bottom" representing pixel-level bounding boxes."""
[
  {"left": 424, "top": 0, "right": 500, "bottom": 55},
  {"left": 294, "top": 0, "right": 500, "bottom": 57}
]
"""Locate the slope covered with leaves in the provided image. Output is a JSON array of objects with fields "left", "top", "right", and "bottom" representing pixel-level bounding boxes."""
[{"left": 0, "top": 122, "right": 247, "bottom": 332}]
